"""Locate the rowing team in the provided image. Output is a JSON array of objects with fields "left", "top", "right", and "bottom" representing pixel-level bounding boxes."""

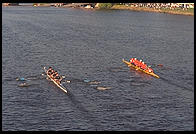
[
  {"left": 130, "top": 58, "right": 153, "bottom": 73},
  {"left": 46, "top": 67, "right": 63, "bottom": 85}
]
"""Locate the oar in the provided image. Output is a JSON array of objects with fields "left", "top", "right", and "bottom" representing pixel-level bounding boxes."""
[
  {"left": 157, "top": 64, "right": 163, "bottom": 67},
  {"left": 60, "top": 76, "right": 71, "bottom": 83},
  {"left": 61, "top": 80, "right": 71, "bottom": 83},
  {"left": 150, "top": 63, "right": 172, "bottom": 70},
  {"left": 16, "top": 77, "right": 26, "bottom": 81}
]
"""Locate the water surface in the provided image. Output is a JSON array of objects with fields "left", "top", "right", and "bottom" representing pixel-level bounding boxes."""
[{"left": 2, "top": 6, "right": 194, "bottom": 131}]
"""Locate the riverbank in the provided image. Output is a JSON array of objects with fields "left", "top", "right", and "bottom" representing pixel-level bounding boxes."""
[
  {"left": 2, "top": 4, "right": 194, "bottom": 16},
  {"left": 111, "top": 5, "right": 194, "bottom": 16},
  {"left": 2, "top": 4, "right": 51, "bottom": 7}
]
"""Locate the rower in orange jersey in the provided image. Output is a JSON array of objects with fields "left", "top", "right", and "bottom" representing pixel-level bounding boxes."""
[
  {"left": 134, "top": 58, "right": 140, "bottom": 67},
  {"left": 132, "top": 58, "right": 136, "bottom": 66},
  {"left": 131, "top": 58, "right": 144, "bottom": 68},
  {"left": 141, "top": 61, "right": 147, "bottom": 70},
  {"left": 130, "top": 58, "right": 134, "bottom": 65},
  {"left": 138, "top": 60, "right": 143, "bottom": 68}
]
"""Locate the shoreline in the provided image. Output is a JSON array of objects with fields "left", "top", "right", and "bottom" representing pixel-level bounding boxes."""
[
  {"left": 111, "top": 5, "right": 194, "bottom": 16},
  {"left": 2, "top": 4, "right": 194, "bottom": 16}
]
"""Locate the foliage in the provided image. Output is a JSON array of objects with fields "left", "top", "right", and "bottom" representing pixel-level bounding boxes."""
[{"left": 98, "top": 3, "right": 113, "bottom": 9}]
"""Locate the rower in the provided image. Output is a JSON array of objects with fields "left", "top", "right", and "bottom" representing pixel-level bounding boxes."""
[
  {"left": 47, "top": 67, "right": 54, "bottom": 74},
  {"left": 54, "top": 76, "right": 63, "bottom": 84},
  {"left": 51, "top": 71, "right": 59, "bottom": 78},
  {"left": 141, "top": 61, "right": 147, "bottom": 70},
  {"left": 51, "top": 71, "right": 57, "bottom": 77},
  {"left": 134, "top": 58, "right": 139, "bottom": 67},
  {"left": 47, "top": 67, "right": 52, "bottom": 71},
  {"left": 139, "top": 60, "right": 142, "bottom": 68},
  {"left": 130, "top": 58, "right": 134, "bottom": 65},
  {"left": 147, "top": 66, "right": 153, "bottom": 73},
  {"left": 49, "top": 70, "right": 55, "bottom": 75},
  {"left": 54, "top": 75, "right": 60, "bottom": 79},
  {"left": 54, "top": 73, "right": 59, "bottom": 78},
  {"left": 48, "top": 70, "right": 54, "bottom": 75}
]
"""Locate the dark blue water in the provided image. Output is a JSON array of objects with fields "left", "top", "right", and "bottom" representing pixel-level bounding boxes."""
[{"left": 2, "top": 6, "right": 194, "bottom": 131}]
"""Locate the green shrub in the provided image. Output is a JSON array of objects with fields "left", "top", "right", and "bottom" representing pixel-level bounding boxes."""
[{"left": 98, "top": 3, "right": 113, "bottom": 9}]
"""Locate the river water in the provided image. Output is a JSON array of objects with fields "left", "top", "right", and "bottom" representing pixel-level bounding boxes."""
[{"left": 2, "top": 6, "right": 194, "bottom": 131}]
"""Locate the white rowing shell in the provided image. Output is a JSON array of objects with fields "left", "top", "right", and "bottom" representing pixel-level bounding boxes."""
[{"left": 44, "top": 67, "right": 67, "bottom": 93}]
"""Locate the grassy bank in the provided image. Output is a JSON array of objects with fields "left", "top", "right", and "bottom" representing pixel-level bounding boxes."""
[{"left": 111, "top": 5, "right": 194, "bottom": 16}]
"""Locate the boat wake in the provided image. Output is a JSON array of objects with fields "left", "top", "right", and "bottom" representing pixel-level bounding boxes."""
[
  {"left": 67, "top": 91, "right": 103, "bottom": 130},
  {"left": 160, "top": 77, "right": 193, "bottom": 92}
]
